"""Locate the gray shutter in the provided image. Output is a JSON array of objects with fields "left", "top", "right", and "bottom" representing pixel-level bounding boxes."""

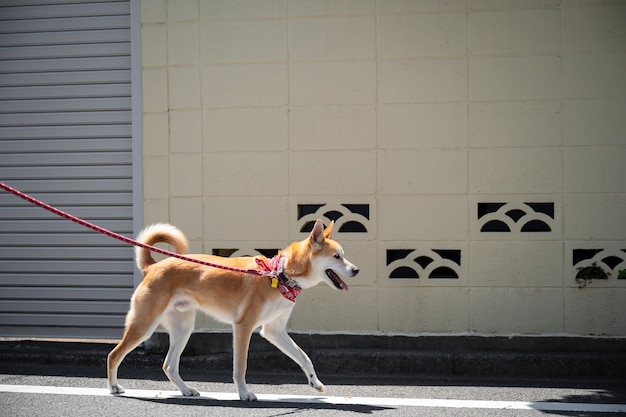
[{"left": 0, "top": 0, "right": 135, "bottom": 338}]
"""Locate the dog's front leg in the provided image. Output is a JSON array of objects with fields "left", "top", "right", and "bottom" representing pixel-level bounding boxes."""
[
  {"left": 260, "top": 317, "right": 326, "bottom": 393},
  {"left": 232, "top": 323, "right": 257, "bottom": 401}
]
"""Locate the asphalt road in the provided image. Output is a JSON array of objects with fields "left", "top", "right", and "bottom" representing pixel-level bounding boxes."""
[{"left": 1, "top": 363, "right": 625, "bottom": 416}]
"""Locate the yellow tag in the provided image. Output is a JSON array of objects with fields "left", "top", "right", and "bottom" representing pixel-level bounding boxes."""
[{"left": 271, "top": 278, "right": 278, "bottom": 288}]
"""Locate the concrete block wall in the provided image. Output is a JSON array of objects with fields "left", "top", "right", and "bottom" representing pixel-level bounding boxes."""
[{"left": 140, "top": 0, "right": 626, "bottom": 336}]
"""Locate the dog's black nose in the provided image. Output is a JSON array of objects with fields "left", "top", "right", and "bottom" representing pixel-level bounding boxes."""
[{"left": 351, "top": 267, "right": 360, "bottom": 276}]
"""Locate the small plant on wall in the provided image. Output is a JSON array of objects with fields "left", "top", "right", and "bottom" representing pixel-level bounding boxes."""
[
  {"left": 572, "top": 248, "right": 626, "bottom": 288},
  {"left": 575, "top": 262, "right": 610, "bottom": 288}
]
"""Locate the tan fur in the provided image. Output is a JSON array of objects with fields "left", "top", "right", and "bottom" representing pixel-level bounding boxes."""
[{"left": 107, "top": 219, "right": 359, "bottom": 401}]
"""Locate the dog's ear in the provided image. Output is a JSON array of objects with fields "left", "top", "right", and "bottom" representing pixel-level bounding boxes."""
[
  {"left": 323, "top": 220, "right": 334, "bottom": 239},
  {"left": 310, "top": 219, "right": 325, "bottom": 247}
]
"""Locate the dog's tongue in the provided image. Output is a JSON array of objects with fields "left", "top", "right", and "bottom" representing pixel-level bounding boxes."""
[{"left": 327, "top": 269, "right": 348, "bottom": 291}]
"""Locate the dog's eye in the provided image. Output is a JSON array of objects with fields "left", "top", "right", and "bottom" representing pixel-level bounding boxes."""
[{"left": 334, "top": 253, "right": 341, "bottom": 259}]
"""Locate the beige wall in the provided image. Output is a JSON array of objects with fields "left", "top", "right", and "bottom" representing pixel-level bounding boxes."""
[{"left": 140, "top": 0, "right": 626, "bottom": 336}]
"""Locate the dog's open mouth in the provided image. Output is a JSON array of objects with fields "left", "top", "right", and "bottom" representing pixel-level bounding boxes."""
[{"left": 325, "top": 269, "right": 348, "bottom": 291}]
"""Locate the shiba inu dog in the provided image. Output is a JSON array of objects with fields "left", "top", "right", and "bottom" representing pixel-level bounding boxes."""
[{"left": 107, "top": 219, "right": 359, "bottom": 401}]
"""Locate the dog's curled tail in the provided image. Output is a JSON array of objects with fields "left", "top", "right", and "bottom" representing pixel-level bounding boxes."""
[{"left": 135, "top": 223, "right": 189, "bottom": 271}]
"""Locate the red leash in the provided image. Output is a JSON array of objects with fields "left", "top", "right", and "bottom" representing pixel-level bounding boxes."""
[{"left": 0, "top": 181, "right": 272, "bottom": 277}]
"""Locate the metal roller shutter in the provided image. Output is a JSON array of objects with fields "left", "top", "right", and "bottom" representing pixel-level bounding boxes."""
[{"left": 0, "top": 0, "right": 137, "bottom": 338}]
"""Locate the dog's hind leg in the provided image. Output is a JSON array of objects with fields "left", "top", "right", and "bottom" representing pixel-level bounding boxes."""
[
  {"left": 107, "top": 303, "right": 161, "bottom": 394},
  {"left": 232, "top": 321, "right": 257, "bottom": 401},
  {"left": 160, "top": 307, "right": 198, "bottom": 396},
  {"left": 260, "top": 315, "right": 326, "bottom": 393}
]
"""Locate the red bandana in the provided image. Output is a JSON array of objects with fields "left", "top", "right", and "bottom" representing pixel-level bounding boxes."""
[{"left": 255, "top": 255, "right": 301, "bottom": 302}]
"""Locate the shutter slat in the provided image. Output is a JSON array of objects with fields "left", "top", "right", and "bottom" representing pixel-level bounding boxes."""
[
  {"left": 0, "top": 260, "right": 134, "bottom": 274},
  {"left": 0, "top": 70, "right": 131, "bottom": 87},
  {"left": 0, "top": 57, "right": 130, "bottom": 73},
  {"left": 0, "top": 192, "right": 131, "bottom": 206},
  {"left": 0, "top": 138, "right": 131, "bottom": 152},
  {"left": 0, "top": 112, "right": 131, "bottom": 126},
  {"left": 0, "top": 42, "right": 130, "bottom": 60},
  {"left": 0, "top": 247, "right": 132, "bottom": 260},
  {"left": 0, "top": 273, "right": 132, "bottom": 287},
  {"left": 0, "top": 179, "right": 133, "bottom": 193},
  {"left": 0, "top": 0, "right": 109, "bottom": 7},
  {"left": 0, "top": 124, "right": 131, "bottom": 139},
  {"left": 0, "top": 97, "right": 131, "bottom": 113},
  {"left": 0, "top": 218, "right": 132, "bottom": 232},
  {"left": 0, "top": 205, "right": 132, "bottom": 220},
  {"left": 0, "top": 151, "right": 132, "bottom": 165},
  {"left": 0, "top": 313, "right": 127, "bottom": 328},
  {"left": 0, "top": 165, "right": 132, "bottom": 180},
  {"left": 0, "top": 16, "right": 130, "bottom": 34},
  {"left": 0, "top": 326, "right": 123, "bottom": 338},
  {"left": 0, "top": 3, "right": 129, "bottom": 20},
  {"left": 0, "top": 300, "right": 130, "bottom": 315},
  {"left": 0, "top": 28, "right": 131, "bottom": 47},
  {"left": 0, "top": 84, "right": 130, "bottom": 99},
  {"left": 1, "top": 287, "right": 132, "bottom": 301},
  {"left": 0, "top": 234, "right": 131, "bottom": 247}
]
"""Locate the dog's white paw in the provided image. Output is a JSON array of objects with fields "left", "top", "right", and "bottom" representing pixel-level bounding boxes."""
[
  {"left": 309, "top": 377, "right": 326, "bottom": 393},
  {"left": 109, "top": 384, "right": 125, "bottom": 395},
  {"left": 238, "top": 390, "right": 258, "bottom": 401},
  {"left": 181, "top": 387, "right": 200, "bottom": 396}
]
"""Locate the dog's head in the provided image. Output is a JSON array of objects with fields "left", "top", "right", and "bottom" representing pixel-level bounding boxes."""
[{"left": 283, "top": 219, "right": 359, "bottom": 291}]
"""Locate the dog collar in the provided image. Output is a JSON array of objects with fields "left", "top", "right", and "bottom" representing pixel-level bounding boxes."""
[
  {"left": 276, "top": 256, "right": 301, "bottom": 302},
  {"left": 255, "top": 255, "right": 301, "bottom": 302}
]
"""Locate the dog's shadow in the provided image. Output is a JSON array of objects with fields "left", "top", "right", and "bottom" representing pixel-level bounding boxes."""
[{"left": 122, "top": 395, "right": 392, "bottom": 414}]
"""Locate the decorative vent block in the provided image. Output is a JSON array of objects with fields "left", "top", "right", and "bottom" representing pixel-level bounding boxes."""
[
  {"left": 386, "top": 249, "right": 461, "bottom": 279},
  {"left": 478, "top": 202, "right": 554, "bottom": 233},
  {"left": 572, "top": 248, "right": 626, "bottom": 281},
  {"left": 297, "top": 203, "right": 370, "bottom": 233}
]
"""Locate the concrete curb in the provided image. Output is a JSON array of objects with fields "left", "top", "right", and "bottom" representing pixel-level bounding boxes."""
[{"left": 1, "top": 334, "right": 625, "bottom": 379}]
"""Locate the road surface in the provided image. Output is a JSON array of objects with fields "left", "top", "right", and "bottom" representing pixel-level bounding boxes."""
[{"left": 1, "top": 363, "right": 625, "bottom": 416}]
